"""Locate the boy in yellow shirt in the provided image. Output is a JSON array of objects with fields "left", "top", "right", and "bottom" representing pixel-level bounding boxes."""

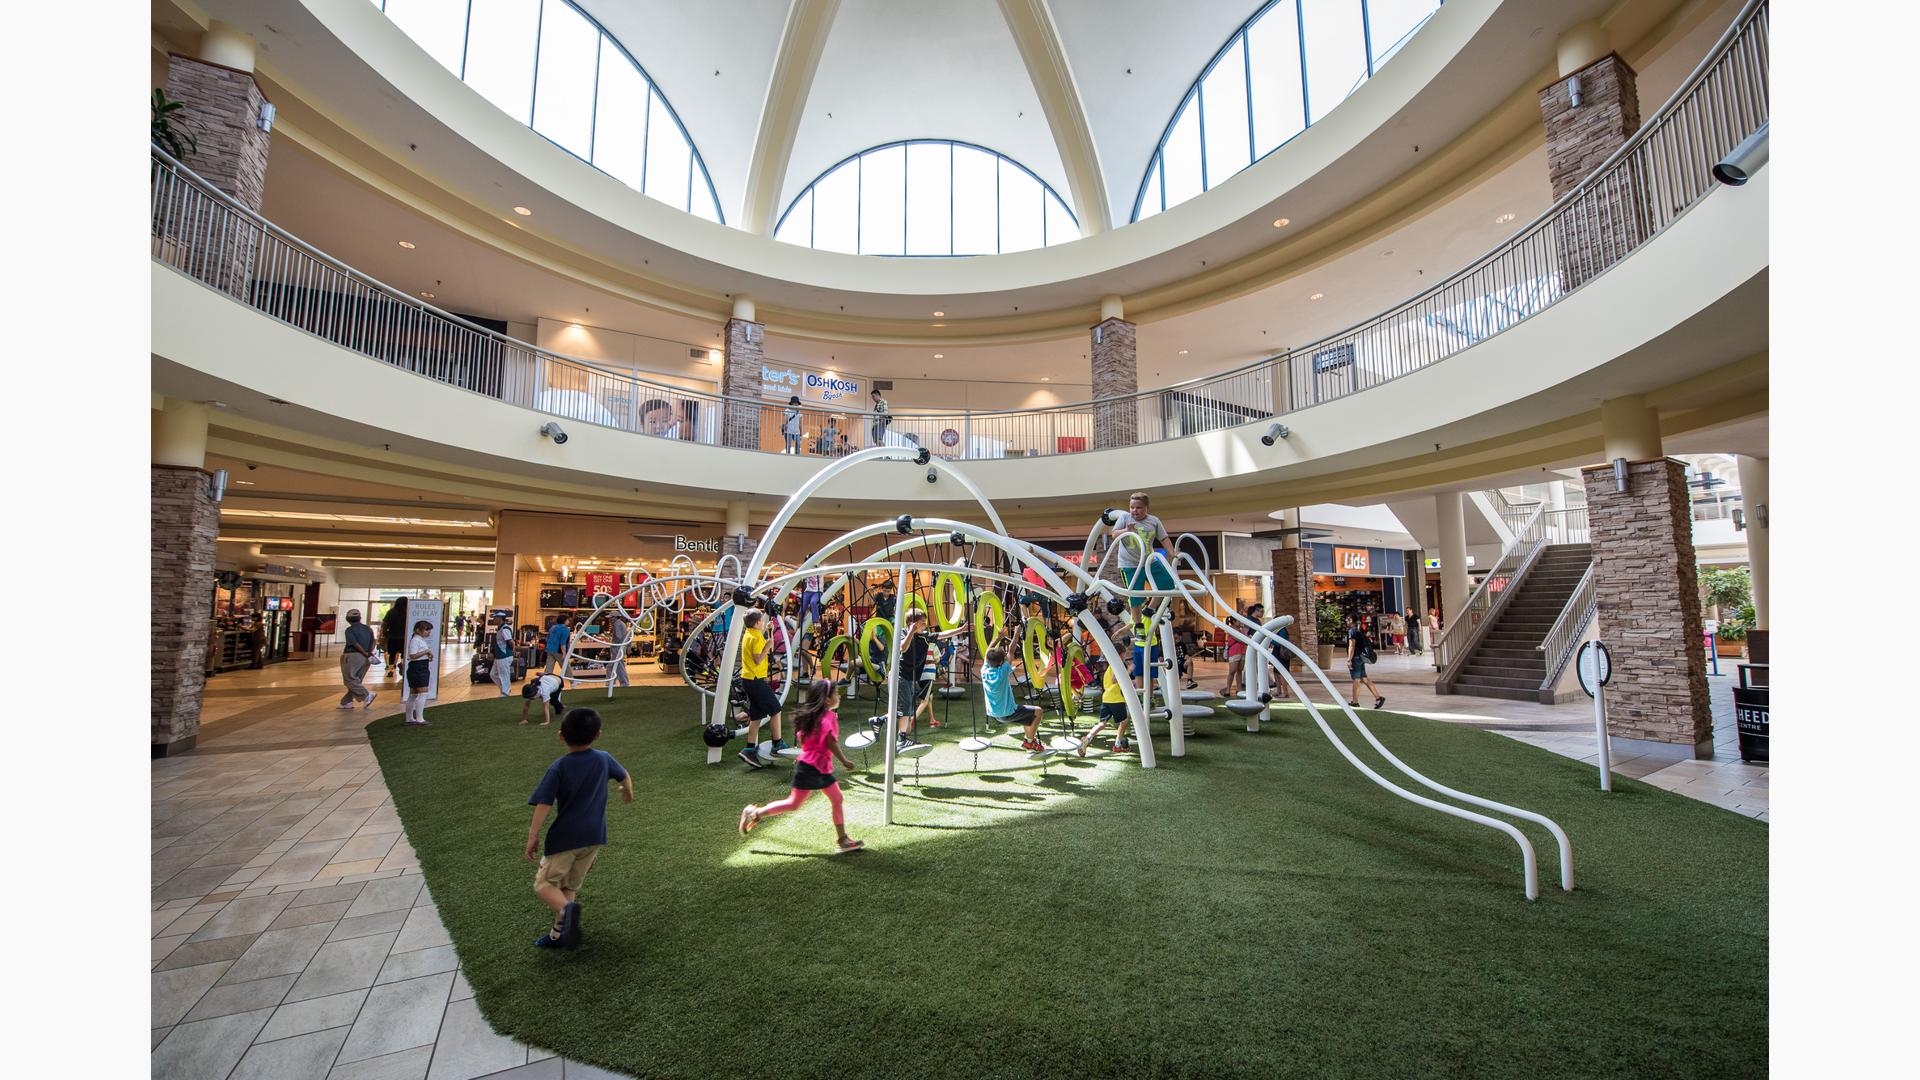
[
  {"left": 736, "top": 609, "right": 789, "bottom": 769},
  {"left": 1077, "top": 631, "right": 1134, "bottom": 755}
]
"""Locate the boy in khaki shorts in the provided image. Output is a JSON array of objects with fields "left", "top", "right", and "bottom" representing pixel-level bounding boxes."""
[{"left": 524, "top": 708, "right": 632, "bottom": 949}]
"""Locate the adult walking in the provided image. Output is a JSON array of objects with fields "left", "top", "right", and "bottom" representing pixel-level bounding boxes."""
[
  {"left": 1345, "top": 615, "right": 1385, "bottom": 710},
  {"left": 1404, "top": 607, "right": 1422, "bottom": 655},
  {"left": 1427, "top": 609, "right": 1442, "bottom": 655},
  {"left": 782, "top": 396, "right": 804, "bottom": 454},
  {"left": 337, "top": 609, "right": 378, "bottom": 710},
  {"left": 381, "top": 600, "right": 407, "bottom": 681},
  {"left": 491, "top": 616, "right": 517, "bottom": 697},
  {"left": 543, "top": 616, "right": 573, "bottom": 678},
  {"left": 868, "top": 389, "right": 891, "bottom": 445},
  {"left": 609, "top": 612, "right": 632, "bottom": 689}
]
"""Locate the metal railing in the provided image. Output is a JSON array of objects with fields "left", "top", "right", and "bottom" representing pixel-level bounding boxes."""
[
  {"left": 148, "top": 0, "right": 1766, "bottom": 461},
  {"left": 1535, "top": 564, "right": 1598, "bottom": 692},
  {"left": 1431, "top": 503, "right": 1549, "bottom": 671},
  {"left": 1543, "top": 507, "right": 1590, "bottom": 545}
]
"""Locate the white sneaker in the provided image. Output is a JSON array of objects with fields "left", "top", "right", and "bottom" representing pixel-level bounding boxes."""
[
  {"left": 337, "top": 703, "right": 356, "bottom": 711},
  {"left": 363, "top": 692, "right": 378, "bottom": 710}
]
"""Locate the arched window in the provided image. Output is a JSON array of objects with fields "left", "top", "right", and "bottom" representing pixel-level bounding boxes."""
[
  {"left": 1134, "top": 0, "right": 1441, "bottom": 222},
  {"left": 774, "top": 141, "right": 1080, "bottom": 256},
  {"left": 371, "top": 0, "right": 724, "bottom": 222}
]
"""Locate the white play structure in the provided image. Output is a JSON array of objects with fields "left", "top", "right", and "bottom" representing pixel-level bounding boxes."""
[{"left": 564, "top": 446, "right": 1573, "bottom": 900}]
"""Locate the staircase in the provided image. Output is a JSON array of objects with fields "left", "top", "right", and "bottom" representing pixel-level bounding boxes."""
[{"left": 1448, "top": 544, "right": 1592, "bottom": 701}]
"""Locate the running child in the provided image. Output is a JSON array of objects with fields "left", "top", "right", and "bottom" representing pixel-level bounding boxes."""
[
  {"left": 520, "top": 670, "right": 565, "bottom": 726},
  {"left": 983, "top": 642, "right": 1045, "bottom": 752},
  {"left": 524, "top": 708, "right": 632, "bottom": 950},
  {"left": 738, "top": 679, "right": 863, "bottom": 852},
  {"left": 402, "top": 619, "right": 434, "bottom": 726}
]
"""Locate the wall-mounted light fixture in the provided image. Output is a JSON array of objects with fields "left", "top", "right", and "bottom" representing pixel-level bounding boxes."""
[
  {"left": 1611, "top": 456, "right": 1629, "bottom": 493},
  {"left": 1731, "top": 508, "right": 1746, "bottom": 532},
  {"left": 1260, "top": 422, "right": 1290, "bottom": 446},
  {"left": 539, "top": 422, "right": 569, "bottom": 445},
  {"left": 256, "top": 101, "right": 276, "bottom": 132},
  {"left": 1567, "top": 74, "right": 1584, "bottom": 108},
  {"left": 208, "top": 468, "right": 229, "bottom": 503}
]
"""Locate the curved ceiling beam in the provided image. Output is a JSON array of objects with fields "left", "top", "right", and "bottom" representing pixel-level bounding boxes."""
[
  {"left": 740, "top": 0, "right": 844, "bottom": 236},
  {"left": 996, "top": 0, "right": 1110, "bottom": 236}
]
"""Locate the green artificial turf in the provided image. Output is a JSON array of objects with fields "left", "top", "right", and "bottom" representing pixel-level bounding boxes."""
[{"left": 368, "top": 686, "right": 1766, "bottom": 1079}]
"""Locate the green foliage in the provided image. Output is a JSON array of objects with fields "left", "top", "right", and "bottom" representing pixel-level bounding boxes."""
[
  {"left": 152, "top": 88, "right": 196, "bottom": 160},
  {"left": 368, "top": 685, "right": 1767, "bottom": 1079},
  {"left": 1316, "top": 596, "right": 1346, "bottom": 644},
  {"left": 1698, "top": 566, "right": 1752, "bottom": 613}
]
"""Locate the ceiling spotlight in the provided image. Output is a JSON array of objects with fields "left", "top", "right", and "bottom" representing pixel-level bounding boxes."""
[
  {"left": 397, "top": 240, "right": 416, "bottom": 249},
  {"left": 1272, "top": 217, "right": 1290, "bottom": 228},
  {"left": 932, "top": 310, "right": 945, "bottom": 317},
  {"left": 1260, "top": 422, "right": 1290, "bottom": 446},
  {"left": 1712, "top": 121, "right": 1768, "bottom": 186},
  {"left": 539, "top": 422, "right": 569, "bottom": 445},
  {"left": 1178, "top": 349, "right": 1189, "bottom": 355},
  {"left": 1041, "top": 377, "right": 1050, "bottom": 382},
  {"left": 419, "top": 291, "right": 435, "bottom": 299},
  {"left": 1495, "top": 212, "right": 1516, "bottom": 224},
  {"left": 933, "top": 353, "right": 945, "bottom": 359},
  {"left": 512, "top": 205, "right": 533, "bottom": 216},
  {"left": 1309, "top": 292, "right": 1324, "bottom": 300}
]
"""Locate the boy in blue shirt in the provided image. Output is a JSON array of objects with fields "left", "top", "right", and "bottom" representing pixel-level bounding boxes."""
[
  {"left": 524, "top": 708, "right": 632, "bottom": 950},
  {"left": 983, "top": 642, "right": 1044, "bottom": 753}
]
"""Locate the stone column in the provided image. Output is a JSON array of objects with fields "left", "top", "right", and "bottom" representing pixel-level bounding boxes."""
[
  {"left": 1091, "top": 295, "right": 1137, "bottom": 449},
  {"left": 1270, "top": 509, "right": 1316, "bottom": 664},
  {"left": 720, "top": 298, "right": 764, "bottom": 451},
  {"left": 152, "top": 398, "right": 219, "bottom": 756},
  {"left": 1435, "top": 491, "right": 1470, "bottom": 628},
  {"left": 163, "top": 23, "right": 273, "bottom": 298},
  {"left": 1736, "top": 455, "right": 1769, "bottom": 628},
  {"left": 1538, "top": 21, "right": 1645, "bottom": 292},
  {"left": 1581, "top": 458, "right": 1713, "bottom": 756}
]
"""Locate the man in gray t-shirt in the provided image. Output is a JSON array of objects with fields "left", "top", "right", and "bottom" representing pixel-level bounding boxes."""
[{"left": 338, "top": 610, "right": 378, "bottom": 709}]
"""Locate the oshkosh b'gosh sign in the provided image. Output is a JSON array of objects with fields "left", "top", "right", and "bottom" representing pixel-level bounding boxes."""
[{"left": 673, "top": 535, "right": 721, "bottom": 553}]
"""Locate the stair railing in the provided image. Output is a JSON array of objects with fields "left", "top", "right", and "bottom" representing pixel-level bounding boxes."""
[
  {"left": 1432, "top": 503, "right": 1549, "bottom": 674},
  {"left": 1542, "top": 507, "right": 1590, "bottom": 546},
  {"left": 1536, "top": 563, "right": 1598, "bottom": 695}
]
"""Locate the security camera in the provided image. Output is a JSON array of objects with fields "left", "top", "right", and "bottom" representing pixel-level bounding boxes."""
[
  {"left": 926, "top": 468, "right": 938, "bottom": 485},
  {"left": 1260, "top": 423, "right": 1290, "bottom": 446},
  {"left": 1711, "top": 121, "right": 1768, "bottom": 186},
  {"left": 539, "top": 422, "right": 569, "bottom": 445},
  {"left": 245, "top": 463, "right": 258, "bottom": 471}
]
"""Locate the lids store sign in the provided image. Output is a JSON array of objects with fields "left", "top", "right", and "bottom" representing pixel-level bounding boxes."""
[{"left": 1334, "top": 547, "right": 1371, "bottom": 574}]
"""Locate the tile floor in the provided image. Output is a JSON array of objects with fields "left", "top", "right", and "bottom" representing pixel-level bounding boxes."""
[{"left": 153, "top": 646, "right": 1765, "bottom": 1078}]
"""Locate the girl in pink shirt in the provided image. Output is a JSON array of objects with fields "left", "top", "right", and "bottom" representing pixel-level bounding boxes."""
[{"left": 738, "top": 679, "right": 863, "bottom": 852}]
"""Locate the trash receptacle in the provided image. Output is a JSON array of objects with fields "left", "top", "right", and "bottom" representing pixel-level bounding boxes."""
[{"left": 1732, "top": 666, "right": 1768, "bottom": 763}]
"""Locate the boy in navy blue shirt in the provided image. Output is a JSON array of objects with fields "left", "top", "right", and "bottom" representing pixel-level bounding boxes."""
[{"left": 524, "top": 708, "right": 632, "bottom": 949}]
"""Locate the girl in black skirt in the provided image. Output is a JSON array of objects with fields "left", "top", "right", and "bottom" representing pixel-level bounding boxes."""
[
  {"left": 738, "top": 679, "right": 863, "bottom": 852},
  {"left": 403, "top": 619, "right": 435, "bottom": 725}
]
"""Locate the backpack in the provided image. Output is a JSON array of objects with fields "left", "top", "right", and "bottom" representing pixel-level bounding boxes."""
[{"left": 1360, "top": 636, "right": 1378, "bottom": 664}]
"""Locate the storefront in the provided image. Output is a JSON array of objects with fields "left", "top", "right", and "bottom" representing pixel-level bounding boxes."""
[
  {"left": 1311, "top": 545, "right": 1408, "bottom": 635},
  {"left": 207, "top": 565, "right": 311, "bottom": 673}
]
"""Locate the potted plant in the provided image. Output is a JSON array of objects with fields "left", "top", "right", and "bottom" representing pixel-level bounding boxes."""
[
  {"left": 1698, "top": 567, "right": 1753, "bottom": 658},
  {"left": 1315, "top": 597, "right": 1345, "bottom": 668},
  {"left": 152, "top": 88, "right": 197, "bottom": 161}
]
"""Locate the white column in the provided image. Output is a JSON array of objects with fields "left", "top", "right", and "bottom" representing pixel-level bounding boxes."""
[
  {"left": 1279, "top": 508, "right": 1301, "bottom": 549},
  {"left": 153, "top": 397, "right": 210, "bottom": 468},
  {"left": 1099, "top": 294, "right": 1125, "bottom": 321},
  {"left": 725, "top": 500, "right": 750, "bottom": 550},
  {"left": 731, "top": 295, "right": 757, "bottom": 322},
  {"left": 1600, "top": 395, "right": 1663, "bottom": 461},
  {"left": 1436, "top": 492, "right": 1469, "bottom": 624},
  {"left": 198, "top": 20, "right": 257, "bottom": 71},
  {"left": 1735, "top": 455, "right": 1769, "bottom": 629},
  {"left": 1555, "top": 20, "right": 1609, "bottom": 76}
]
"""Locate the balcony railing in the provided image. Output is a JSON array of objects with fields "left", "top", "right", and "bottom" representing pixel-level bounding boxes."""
[{"left": 149, "top": 0, "right": 1766, "bottom": 461}]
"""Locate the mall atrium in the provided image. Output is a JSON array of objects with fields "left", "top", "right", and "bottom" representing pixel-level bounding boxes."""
[{"left": 75, "top": 0, "right": 1874, "bottom": 1074}]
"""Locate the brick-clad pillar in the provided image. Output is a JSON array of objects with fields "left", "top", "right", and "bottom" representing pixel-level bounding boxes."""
[
  {"left": 1538, "top": 53, "right": 1645, "bottom": 291},
  {"left": 163, "top": 47, "right": 272, "bottom": 299},
  {"left": 721, "top": 317, "right": 764, "bottom": 451},
  {"left": 153, "top": 466, "right": 220, "bottom": 756},
  {"left": 1091, "top": 317, "right": 1137, "bottom": 449},
  {"left": 1270, "top": 547, "right": 1317, "bottom": 666},
  {"left": 1581, "top": 458, "right": 1713, "bottom": 755}
]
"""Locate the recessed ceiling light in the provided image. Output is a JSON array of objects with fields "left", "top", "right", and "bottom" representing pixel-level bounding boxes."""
[
  {"left": 233, "top": 479, "right": 255, "bottom": 485},
  {"left": 1178, "top": 349, "right": 1189, "bottom": 355},
  {"left": 932, "top": 310, "right": 945, "bottom": 317},
  {"left": 1042, "top": 377, "right": 1050, "bottom": 382},
  {"left": 1272, "top": 217, "right": 1290, "bottom": 228},
  {"left": 419, "top": 291, "right": 435, "bottom": 299},
  {"left": 933, "top": 353, "right": 945, "bottom": 359},
  {"left": 1495, "top": 212, "right": 1516, "bottom": 224},
  {"left": 1310, "top": 292, "right": 1324, "bottom": 300},
  {"left": 397, "top": 240, "right": 416, "bottom": 249},
  {"left": 513, "top": 206, "right": 533, "bottom": 216}
]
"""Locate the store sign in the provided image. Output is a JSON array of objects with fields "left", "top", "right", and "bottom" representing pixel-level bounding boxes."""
[
  {"left": 585, "top": 571, "right": 620, "bottom": 598},
  {"left": 760, "top": 363, "right": 864, "bottom": 406},
  {"left": 256, "top": 563, "right": 311, "bottom": 581},
  {"left": 940, "top": 428, "right": 960, "bottom": 447},
  {"left": 1334, "top": 547, "right": 1371, "bottom": 574},
  {"left": 1424, "top": 555, "right": 1478, "bottom": 570},
  {"left": 673, "top": 534, "right": 721, "bottom": 553}
]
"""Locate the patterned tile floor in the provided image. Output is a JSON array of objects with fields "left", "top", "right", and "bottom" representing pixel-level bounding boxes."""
[{"left": 152, "top": 646, "right": 1764, "bottom": 1078}]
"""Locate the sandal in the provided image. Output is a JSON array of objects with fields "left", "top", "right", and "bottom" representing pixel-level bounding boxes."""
[{"left": 738, "top": 805, "right": 758, "bottom": 835}]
